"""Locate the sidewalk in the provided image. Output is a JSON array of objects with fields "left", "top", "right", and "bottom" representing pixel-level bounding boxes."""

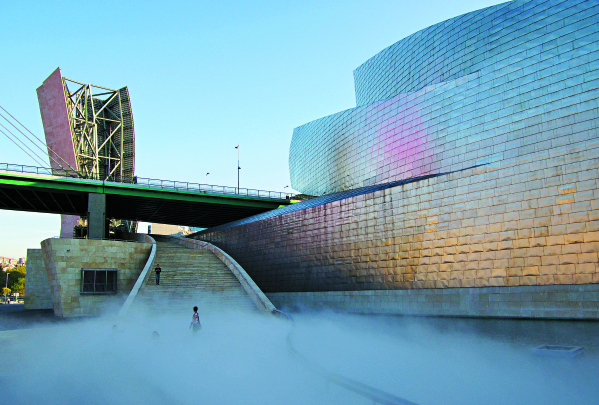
[{"left": 0, "top": 305, "right": 72, "bottom": 331}]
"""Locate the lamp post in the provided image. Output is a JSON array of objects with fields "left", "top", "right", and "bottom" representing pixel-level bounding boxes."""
[
  {"left": 3, "top": 267, "right": 7, "bottom": 303},
  {"left": 206, "top": 172, "right": 209, "bottom": 184},
  {"left": 235, "top": 145, "right": 240, "bottom": 194}
]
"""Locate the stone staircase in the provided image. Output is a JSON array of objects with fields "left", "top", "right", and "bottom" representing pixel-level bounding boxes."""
[{"left": 134, "top": 241, "right": 257, "bottom": 315}]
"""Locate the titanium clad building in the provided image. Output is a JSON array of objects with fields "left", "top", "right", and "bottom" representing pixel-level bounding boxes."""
[
  {"left": 195, "top": 0, "right": 599, "bottom": 319},
  {"left": 290, "top": 0, "right": 599, "bottom": 196}
]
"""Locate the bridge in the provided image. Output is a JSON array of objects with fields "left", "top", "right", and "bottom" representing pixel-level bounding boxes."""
[{"left": 0, "top": 163, "right": 293, "bottom": 238}]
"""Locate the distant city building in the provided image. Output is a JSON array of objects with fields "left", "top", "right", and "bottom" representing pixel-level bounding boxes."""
[
  {"left": 149, "top": 223, "right": 192, "bottom": 237},
  {"left": 0, "top": 257, "right": 22, "bottom": 268}
]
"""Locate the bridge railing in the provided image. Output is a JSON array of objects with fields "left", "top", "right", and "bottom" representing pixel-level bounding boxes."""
[
  {"left": 0, "top": 162, "right": 79, "bottom": 177},
  {"left": 134, "top": 177, "right": 291, "bottom": 200},
  {"left": 0, "top": 163, "right": 293, "bottom": 201}
]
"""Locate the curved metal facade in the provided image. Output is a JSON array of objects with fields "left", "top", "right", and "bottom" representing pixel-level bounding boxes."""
[{"left": 289, "top": 0, "right": 599, "bottom": 196}]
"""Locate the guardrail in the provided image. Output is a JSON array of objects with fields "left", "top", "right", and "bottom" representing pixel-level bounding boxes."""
[{"left": 0, "top": 162, "right": 294, "bottom": 201}]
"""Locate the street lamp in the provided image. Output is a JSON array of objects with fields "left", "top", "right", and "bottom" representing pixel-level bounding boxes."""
[
  {"left": 3, "top": 267, "right": 7, "bottom": 303},
  {"left": 206, "top": 172, "right": 209, "bottom": 184},
  {"left": 235, "top": 145, "right": 240, "bottom": 193}
]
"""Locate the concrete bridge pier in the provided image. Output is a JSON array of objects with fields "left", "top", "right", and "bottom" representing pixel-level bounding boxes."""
[{"left": 87, "top": 193, "right": 107, "bottom": 240}]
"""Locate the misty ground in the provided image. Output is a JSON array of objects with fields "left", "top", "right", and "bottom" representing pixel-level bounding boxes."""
[{"left": 1, "top": 304, "right": 598, "bottom": 405}]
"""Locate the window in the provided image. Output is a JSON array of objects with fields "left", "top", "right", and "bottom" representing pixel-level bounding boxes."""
[{"left": 81, "top": 269, "right": 117, "bottom": 294}]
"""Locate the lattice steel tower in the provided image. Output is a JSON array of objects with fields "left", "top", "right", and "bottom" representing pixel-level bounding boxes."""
[{"left": 37, "top": 67, "right": 137, "bottom": 237}]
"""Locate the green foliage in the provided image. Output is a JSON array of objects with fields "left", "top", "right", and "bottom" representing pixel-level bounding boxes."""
[
  {"left": 3, "top": 266, "right": 26, "bottom": 295},
  {"left": 1, "top": 287, "right": 10, "bottom": 296},
  {"left": 12, "top": 266, "right": 26, "bottom": 276},
  {"left": 12, "top": 278, "right": 25, "bottom": 295}
]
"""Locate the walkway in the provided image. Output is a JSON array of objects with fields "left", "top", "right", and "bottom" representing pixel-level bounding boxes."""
[{"left": 134, "top": 241, "right": 257, "bottom": 315}]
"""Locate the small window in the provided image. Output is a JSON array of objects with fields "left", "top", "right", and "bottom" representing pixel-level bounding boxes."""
[{"left": 81, "top": 269, "right": 118, "bottom": 294}]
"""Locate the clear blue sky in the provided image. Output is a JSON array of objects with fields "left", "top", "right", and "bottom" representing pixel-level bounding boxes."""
[{"left": 0, "top": 0, "right": 507, "bottom": 258}]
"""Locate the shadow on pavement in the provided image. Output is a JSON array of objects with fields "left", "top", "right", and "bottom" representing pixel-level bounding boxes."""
[{"left": 0, "top": 305, "right": 76, "bottom": 331}]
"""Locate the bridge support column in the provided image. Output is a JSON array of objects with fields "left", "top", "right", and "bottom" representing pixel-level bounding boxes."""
[{"left": 88, "top": 193, "right": 107, "bottom": 240}]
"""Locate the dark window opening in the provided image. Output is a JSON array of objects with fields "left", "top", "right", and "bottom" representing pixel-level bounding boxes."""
[{"left": 81, "top": 269, "right": 118, "bottom": 294}]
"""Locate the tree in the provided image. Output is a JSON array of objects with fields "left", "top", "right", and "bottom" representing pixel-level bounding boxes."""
[
  {"left": 6, "top": 266, "right": 25, "bottom": 295},
  {"left": 2, "top": 287, "right": 10, "bottom": 297},
  {"left": 12, "top": 278, "right": 25, "bottom": 295}
]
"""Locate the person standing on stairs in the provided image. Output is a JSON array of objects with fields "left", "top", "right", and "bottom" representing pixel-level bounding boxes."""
[
  {"left": 190, "top": 306, "right": 201, "bottom": 333},
  {"left": 155, "top": 263, "right": 162, "bottom": 285}
]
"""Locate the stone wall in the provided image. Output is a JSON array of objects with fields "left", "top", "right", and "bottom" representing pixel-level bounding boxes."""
[
  {"left": 41, "top": 238, "right": 152, "bottom": 317},
  {"left": 195, "top": 153, "right": 599, "bottom": 318},
  {"left": 23, "top": 249, "right": 53, "bottom": 310},
  {"left": 268, "top": 284, "right": 599, "bottom": 319}
]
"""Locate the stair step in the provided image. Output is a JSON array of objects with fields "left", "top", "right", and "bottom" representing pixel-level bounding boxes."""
[{"left": 134, "top": 241, "right": 257, "bottom": 314}]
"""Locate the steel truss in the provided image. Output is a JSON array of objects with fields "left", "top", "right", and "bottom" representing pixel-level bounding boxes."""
[{"left": 62, "top": 78, "right": 133, "bottom": 182}]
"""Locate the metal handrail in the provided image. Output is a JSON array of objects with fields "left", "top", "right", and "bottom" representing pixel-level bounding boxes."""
[
  {"left": 272, "top": 308, "right": 419, "bottom": 405},
  {"left": 0, "top": 162, "right": 294, "bottom": 201}
]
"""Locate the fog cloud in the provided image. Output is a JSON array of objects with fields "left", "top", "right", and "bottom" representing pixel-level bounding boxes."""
[{"left": 1, "top": 304, "right": 598, "bottom": 405}]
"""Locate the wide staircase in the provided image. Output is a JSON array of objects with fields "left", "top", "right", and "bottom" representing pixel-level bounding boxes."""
[{"left": 134, "top": 241, "right": 257, "bottom": 315}]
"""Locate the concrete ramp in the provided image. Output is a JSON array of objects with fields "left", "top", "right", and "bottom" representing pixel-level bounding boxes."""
[{"left": 134, "top": 241, "right": 258, "bottom": 315}]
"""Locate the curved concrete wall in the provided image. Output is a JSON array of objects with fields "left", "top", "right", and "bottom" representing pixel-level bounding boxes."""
[{"left": 289, "top": 0, "right": 599, "bottom": 196}]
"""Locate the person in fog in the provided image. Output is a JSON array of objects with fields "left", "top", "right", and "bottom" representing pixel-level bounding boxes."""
[
  {"left": 190, "top": 306, "right": 201, "bottom": 333},
  {"left": 154, "top": 263, "right": 162, "bottom": 285}
]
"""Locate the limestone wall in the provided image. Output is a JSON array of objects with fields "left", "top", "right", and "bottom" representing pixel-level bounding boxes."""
[
  {"left": 23, "top": 249, "right": 53, "bottom": 310},
  {"left": 41, "top": 238, "right": 152, "bottom": 317},
  {"left": 267, "top": 284, "right": 599, "bottom": 319}
]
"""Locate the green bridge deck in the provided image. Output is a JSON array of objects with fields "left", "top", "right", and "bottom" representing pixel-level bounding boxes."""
[{"left": 0, "top": 172, "right": 291, "bottom": 228}]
